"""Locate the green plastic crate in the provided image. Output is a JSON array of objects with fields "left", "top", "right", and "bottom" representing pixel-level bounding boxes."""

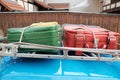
[{"left": 7, "top": 24, "right": 61, "bottom": 53}]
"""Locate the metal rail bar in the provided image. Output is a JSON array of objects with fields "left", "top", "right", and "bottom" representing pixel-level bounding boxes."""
[
  {"left": 13, "top": 42, "right": 120, "bottom": 53},
  {"left": 0, "top": 42, "right": 120, "bottom": 61},
  {"left": 0, "top": 53, "right": 120, "bottom": 61}
]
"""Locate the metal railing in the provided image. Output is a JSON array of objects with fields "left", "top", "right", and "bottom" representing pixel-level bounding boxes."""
[{"left": 0, "top": 42, "right": 120, "bottom": 62}]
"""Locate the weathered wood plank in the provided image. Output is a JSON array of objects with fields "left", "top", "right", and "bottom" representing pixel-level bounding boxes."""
[{"left": 0, "top": 12, "right": 120, "bottom": 35}]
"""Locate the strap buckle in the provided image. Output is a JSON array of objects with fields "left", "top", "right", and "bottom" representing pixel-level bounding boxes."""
[
  {"left": 108, "top": 36, "right": 116, "bottom": 39},
  {"left": 76, "top": 34, "right": 85, "bottom": 37},
  {"left": 107, "top": 36, "right": 116, "bottom": 46},
  {"left": 108, "top": 36, "right": 116, "bottom": 42}
]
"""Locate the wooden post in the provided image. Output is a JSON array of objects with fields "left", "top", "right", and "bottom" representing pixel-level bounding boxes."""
[
  {"left": 32, "top": 0, "right": 34, "bottom": 11},
  {"left": 16, "top": 0, "right": 18, "bottom": 2},
  {"left": 22, "top": 0, "right": 26, "bottom": 9},
  {"left": 27, "top": 0, "right": 29, "bottom": 11},
  {"left": 44, "top": 0, "right": 45, "bottom": 3}
]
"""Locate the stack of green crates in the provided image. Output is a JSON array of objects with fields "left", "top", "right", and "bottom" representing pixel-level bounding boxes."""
[{"left": 7, "top": 22, "right": 61, "bottom": 53}]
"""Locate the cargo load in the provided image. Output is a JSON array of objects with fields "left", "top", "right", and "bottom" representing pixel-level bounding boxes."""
[
  {"left": 63, "top": 24, "right": 119, "bottom": 56},
  {"left": 7, "top": 22, "right": 61, "bottom": 53}
]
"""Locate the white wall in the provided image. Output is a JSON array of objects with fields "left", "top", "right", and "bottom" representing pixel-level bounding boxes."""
[
  {"left": 10, "top": 0, "right": 35, "bottom": 12},
  {"left": 45, "top": 0, "right": 103, "bottom": 13},
  {"left": 116, "top": 2, "right": 120, "bottom": 7},
  {"left": 103, "top": 0, "right": 111, "bottom": 5}
]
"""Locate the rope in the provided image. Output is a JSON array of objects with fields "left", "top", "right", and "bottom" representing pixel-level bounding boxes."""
[
  {"left": 82, "top": 25, "right": 97, "bottom": 48},
  {"left": 18, "top": 27, "right": 29, "bottom": 47}
]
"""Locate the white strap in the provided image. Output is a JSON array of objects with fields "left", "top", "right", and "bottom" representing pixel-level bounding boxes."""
[
  {"left": 82, "top": 25, "right": 98, "bottom": 48},
  {"left": 19, "top": 27, "right": 29, "bottom": 46}
]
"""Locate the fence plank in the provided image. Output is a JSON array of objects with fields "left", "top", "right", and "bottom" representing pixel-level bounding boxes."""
[{"left": 0, "top": 12, "right": 120, "bottom": 35}]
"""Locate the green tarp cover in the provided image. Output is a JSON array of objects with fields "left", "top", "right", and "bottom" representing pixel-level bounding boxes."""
[{"left": 7, "top": 24, "right": 61, "bottom": 53}]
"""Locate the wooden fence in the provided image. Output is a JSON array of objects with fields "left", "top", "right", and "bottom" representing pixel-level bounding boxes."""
[{"left": 0, "top": 12, "right": 120, "bottom": 35}]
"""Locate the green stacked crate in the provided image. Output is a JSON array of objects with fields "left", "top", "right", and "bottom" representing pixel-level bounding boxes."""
[{"left": 7, "top": 23, "right": 61, "bottom": 53}]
